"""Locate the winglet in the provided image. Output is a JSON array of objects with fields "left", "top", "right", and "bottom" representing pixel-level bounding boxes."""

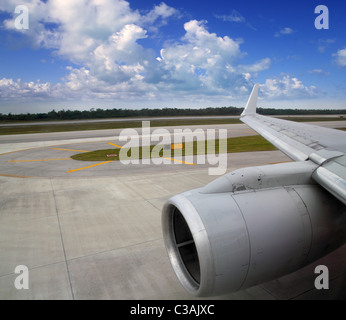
[{"left": 241, "top": 83, "right": 259, "bottom": 117}]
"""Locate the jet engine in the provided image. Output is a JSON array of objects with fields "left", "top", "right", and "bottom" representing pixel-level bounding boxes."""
[{"left": 161, "top": 161, "right": 346, "bottom": 296}]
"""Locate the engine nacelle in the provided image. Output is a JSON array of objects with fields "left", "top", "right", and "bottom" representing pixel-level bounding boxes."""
[{"left": 161, "top": 161, "right": 346, "bottom": 297}]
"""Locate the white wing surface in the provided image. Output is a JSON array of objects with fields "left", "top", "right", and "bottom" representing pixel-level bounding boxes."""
[{"left": 240, "top": 84, "right": 346, "bottom": 205}]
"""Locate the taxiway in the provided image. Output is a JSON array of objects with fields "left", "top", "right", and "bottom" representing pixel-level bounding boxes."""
[{"left": 0, "top": 122, "right": 345, "bottom": 299}]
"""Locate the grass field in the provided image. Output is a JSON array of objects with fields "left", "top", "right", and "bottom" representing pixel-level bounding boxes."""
[
  {"left": 0, "top": 118, "right": 242, "bottom": 135},
  {"left": 276, "top": 116, "right": 346, "bottom": 122},
  {"left": 71, "top": 135, "right": 277, "bottom": 161},
  {"left": 1, "top": 116, "right": 346, "bottom": 135}
]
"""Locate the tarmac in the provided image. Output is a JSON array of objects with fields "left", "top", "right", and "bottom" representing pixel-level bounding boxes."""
[{"left": 0, "top": 122, "right": 345, "bottom": 300}]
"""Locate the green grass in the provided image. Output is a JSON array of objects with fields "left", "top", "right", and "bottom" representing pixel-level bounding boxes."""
[
  {"left": 227, "top": 135, "right": 277, "bottom": 152},
  {"left": 72, "top": 127, "right": 346, "bottom": 162},
  {"left": 277, "top": 116, "right": 346, "bottom": 122},
  {"left": 2, "top": 116, "right": 346, "bottom": 135},
  {"left": 71, "top": 135, "right": 277, "bottom": 161},
  {"left": 0, "top": 118, "right": 241, "bottom": 135}
]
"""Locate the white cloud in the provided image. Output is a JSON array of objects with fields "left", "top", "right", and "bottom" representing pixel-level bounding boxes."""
[
  {"left": 0, "top": 78, "right": 53, "bottom": 100},
  {"left": 62, "top": 66, "right": 156, "bottom": 100},
  {"left": 275, "top": 27, "right": 295, "bottom": 37},
  {"left": 142, "top": 2, "right": 179, "bottom": 24},
  {"left": 237, "top": 58, "right": 271, "bottom": 74},
  {"left": 334, "top": 48, "right": 346, "bottom": 67},
  {"left": 261, "top": 74, "right": 318, "bottom": 99},
  {"left": 157, "top": 20, "right": 270, "bottom": 95},
  {"left": 1, "top": 0, "right": 142, "bottom": 60},
  {"left": 92, "top": 24, "right": 151, "bottom": 83},
  {"left": 317, "top": 38, "right": 335, "bottom": 53},
  {"left": 0, "top": 0, "right": 175, "bottom": 96},
  {"left": 308, "top": 69, "right": 323, "bottom": 74},
  {"left": 0, "top": 68, "right": 157, "bottom": 102},
  {"left": 1, "top": 1, "right": 314, "bottom": 107},
  {"left": 308, "top": 69, "right": 330, "bottom": 76},
  {"left": 214, "top": 10, "right": 245, "bottom": 23}
]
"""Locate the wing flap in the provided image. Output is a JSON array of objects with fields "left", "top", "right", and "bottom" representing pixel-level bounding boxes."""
[
  {"left": 240, "top": 84, "right": 346, "bottom": 206},
  {"left": 313, "top": 164, "right": 346, "bottom": 205},
  {"left": 241, "top": 114, "right": 313, "bottom": 161},
  {"left": 240, "top": 84, "right": 346, "bottom": 162}
]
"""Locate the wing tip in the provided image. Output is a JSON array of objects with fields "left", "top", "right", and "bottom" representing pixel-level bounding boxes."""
[{"left": 241, "top": 83, "right": 259, "bottom": 117}]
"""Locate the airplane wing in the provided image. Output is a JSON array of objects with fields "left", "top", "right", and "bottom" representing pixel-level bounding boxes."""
[
  {"left": 240, "top": 83, "right": 346, "bottom": 205},
  {"left": 162, "top": 83, "right": 346, "bottom": 297}
]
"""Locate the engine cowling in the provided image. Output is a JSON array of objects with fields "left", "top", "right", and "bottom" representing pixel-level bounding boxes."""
[{"left": 161, "top": 161, "right": 346, "bottom": 297}]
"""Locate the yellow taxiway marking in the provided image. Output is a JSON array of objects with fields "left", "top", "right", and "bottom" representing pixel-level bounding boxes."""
[
  {"left": 163, "top": 157, "right": 196, "bottom": 165},
  {"left": 108, "top": 142, "right": 123, "bottom": 148},
  {"left": 0, "top": 148, "right": 36, "bottom": 156},
  {"left": 170, "top": 143, "right": 183, "bottom": 150},
  {"left": 0, "top": 173, "right": 32, "bottom": 178},
  {"left": 66, "top": 161, "right": 113, "bottom": 173},
  {"left": 267, "top": 161, "right": 293, "bottom": 165},
  {"left": 9, "top": 158, "right": 71, "bottom": 163},
  {"left": 51, "top": 147, "right": 90, "bottom": 153},
  {"left": 108, "top": 142, "right": 194, "bottom": 165}
]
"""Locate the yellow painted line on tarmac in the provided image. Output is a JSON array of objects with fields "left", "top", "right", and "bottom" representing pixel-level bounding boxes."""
[
  {"left": 66, "top": 161, "right": 113, "bottom": 173},
  {"left": 163, "top": 157, "right": 196, "bottom": 165},
  {"left": 0, "top": 173, "right": 32, "bottom": 178},
  {"left": 108, "top": 142, "right": 194, "bottom": 165},
  {"left": 267, "top": 161, "right": 293, "bottom": 164},
  {"left": 9, "top": 158, "right": 71, "bottom": 163},
  {"left": 51, "top": 147, "right": 90, "bottom": 153},
  {"left": 108, "top": 142, "right": 123, "bottom": 148},
  {"left": 0, "top": 148, "right": 36, "bottom": 156}
]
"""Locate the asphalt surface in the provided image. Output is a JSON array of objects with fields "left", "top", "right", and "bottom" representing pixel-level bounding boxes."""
[
  {"left": 0, "top": 121, "right": 345, "bottom": 300},
  {"left": 0, "top": 124, "right": 258, "bottom": 178}
]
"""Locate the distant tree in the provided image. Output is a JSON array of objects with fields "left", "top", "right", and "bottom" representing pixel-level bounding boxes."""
[{"left": 1, "top": 106, "right": 346, "bottom": 122}]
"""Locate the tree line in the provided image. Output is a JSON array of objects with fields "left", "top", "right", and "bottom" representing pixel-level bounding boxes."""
[{"left": 1, "top": 106, "right": 346, "bottom": 122}]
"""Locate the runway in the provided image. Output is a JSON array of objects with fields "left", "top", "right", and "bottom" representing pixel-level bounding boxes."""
[
  {"left": 0, "top": 123, "right": 259, "bottom": 178},
  {"left": 0, "top": 121, "right": 345, "bottom": 300}
]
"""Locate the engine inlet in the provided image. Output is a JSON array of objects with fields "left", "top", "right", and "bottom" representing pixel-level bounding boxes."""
[{"left": 172, "top": 208, "right": 200, "bottom": 284}]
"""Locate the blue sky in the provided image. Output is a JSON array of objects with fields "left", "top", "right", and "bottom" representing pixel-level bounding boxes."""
[{"left": 0, "top": 0, "right": 345, "bottom": 113}]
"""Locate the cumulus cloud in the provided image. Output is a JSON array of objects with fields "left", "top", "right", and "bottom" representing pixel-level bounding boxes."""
[
  {"left": 0, "top": 67, "right": 156, "bottom": 102},
  {"left": 0, "top": 78, "right": 54, "bottom": 100},
  {"left": 260, "top": 74, "right": 318, "bottom": 99},
  {"left": 1, "top": 1, "right": 315, "bottom": 106},
  {"left": 141, "top": 2, "right": 180, "bottom": 25},
  {"left": 62, "top": 66, "right": 156, "bottom": 100},
  {"left": 159, "top": 20, "right": 243, "bottom": 91},
  {"left": 157, "top": 20, "right": 271, "bottom": 95},
  {"left": 237, "top": 58, "right": 271, "bottom": 74},
  {"left": 0, "top": 0, "right": 174, "bottom": 97},
  {"left": 1, "top": 0, "right": 142, "bottom": 61},
  {"left": 334, "top": 48, "right": 346, "bottom": 67}
]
